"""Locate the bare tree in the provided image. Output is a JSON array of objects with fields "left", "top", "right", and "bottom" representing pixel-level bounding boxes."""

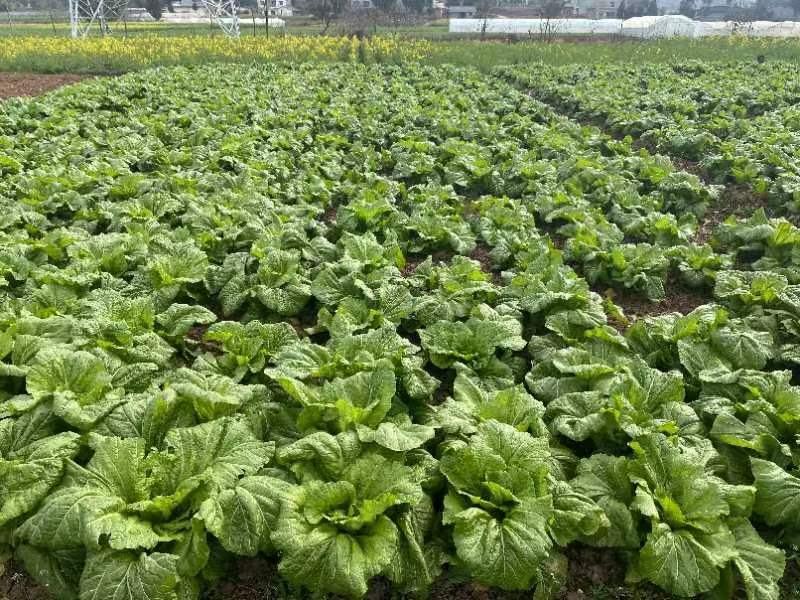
[
  {"left": 145, "top": 0, "right": 162, "bottom": 20},
  {"left": 475, "top": 0, "right": 495, "bottom": 39},
  {"left": 537, "top": 0, "right": 565, "bottom": 41},
  {"left": 308, "top": 0, "right": 348, "bottom": 32},
  {"left": 540, "top": 0, "right": 566, "bottom": 17}
]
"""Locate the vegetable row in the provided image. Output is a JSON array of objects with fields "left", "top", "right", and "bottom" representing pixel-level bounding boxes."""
[{"left": 496, "top": 61, "right": 800, "bottom": 212}]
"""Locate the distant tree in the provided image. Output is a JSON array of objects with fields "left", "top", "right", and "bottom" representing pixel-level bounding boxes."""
[
  {"left": 475, "top": 0, "right": 496, "bottom": 18},
  {"left": 617, "top": 0, "right": 625, "bottom": 17},
  {"left": 645, "top": 0, "right": 658, "bottom": 14},
  {"left": 540, "top": 0, "right": 567, "bottom": 17},
  {"left": 144, "top": 0, "right": 163, "bottom": 20},
  {"left": 132, "top": 0, "right": 180, "bottom": 20},
  {"left": 792, "top": 0, "right": 800, "bottom": 17},
  {"left": 475, "top": 0, "right": 495, "bottom": 38},
  {"left": 308, "top": 0, "right": 348, "bottom": 32},
  {"left": 678, "top": 0, "right": 695, "bottom": 17}
]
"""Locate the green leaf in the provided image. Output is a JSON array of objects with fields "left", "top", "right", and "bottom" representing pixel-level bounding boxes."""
[
  {"left": 355, "top": 420, "right": 435, "bottom": 452},
  {"left": 634, "top": 523, "right": 736, "bottom": 597},
  {"left": 156, "top": 304, "right": 216, "bottom": 338},
  {"left": 751, "top": 458, "right": 800, "bottom": 528},
  {"left": 274, "top": 507, "right": 398, "bottom": 598},
  {"left": 549, "top": 480, "right": 609, "bottom": 546},
  {"left": 166, "top": 369, "right": 264, "bottom": 421},
  {"left": 277, "top": 431, "right": 361, "bottom": 481},
  {"left": 629, "top": 434, "right": 729, "bottom": 531},
  {"left": 0, "top": 431, "right": 81, "bottom": 527},
  {"left": 570, "top": 454, "right": 639, "bottom": 548},
  {"left": 198, "top": 476, "right": 291, "bottom": 556},
  {"left": 450, "top": 496, "right": 554, "bottom": 590},
  {"left": 384, "top": 495, "right": 443, "bottom": 593},
  {"left": 151, "top": 418, "right": 274, "bottom": 501},
  {"left": 439, "top": 369, "right": 545, "bottom": 435},
  {"left": 26, "top": 347, "right": 111, "bottom": 406},
  {"left": 710, "top": 326, "right": 774, "bottom": 371},
  {"left": 677, "top": 340, "right": 731, "bottom": 380},
  {"left": 545, "top": 391, "right": 615, "bottom": 443},
  {"left": 731, "top": 518, "right": 785, "bottom": 600},
  {"left": 419, "top": 313, "right": 525, "bottom": 369},
  {"left": 78, "top": 550, "right": 180, "bottom": 600},
  {"left": 170, "top": 519, "right": 209, "bottom": 578},
  {"left": 280, "top": 363, "right": 397, "bottom": 433},
  {"left": 17, "top": 437, "right": 161, "bottom": 551},
  {"left": 440, "top": 421, "right": 550, "bottom": 501},
  {"left": 271, "top": 451, "right": 422, "bottom": 596}
]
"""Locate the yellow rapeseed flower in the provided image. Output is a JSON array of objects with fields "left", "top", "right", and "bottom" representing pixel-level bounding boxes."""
[{"left": 0, "top": 35, "right": 432, "bottom": 72}]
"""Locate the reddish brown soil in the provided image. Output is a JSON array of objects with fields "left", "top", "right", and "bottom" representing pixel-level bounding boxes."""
[
  {"left": 402, "top": 249, "right": 456, "bottom": 276},
  {"left": 185, "top": 324, "right": 221, "bottom": 354},
  {"left": 0, "top": 72, "right": 86, "bottom": 99},
  {"left": 204, "top": 557, "right": 281, "bottom": 600},
  {"left": 469, "top": 243, "right": 504, "bottom": 284},
  {"left": 321, "top": 204, "right": 338, "bottom": 225},
  {"left": 4, "top": 548, "right": 788, "bottom": 600},
  {"left": 631, "top": 137, "right": 658, "bottom": 155},
  {"left": 780, "top": 558, "right": 800, "bottom": 600},
  {"left": 401, "top": 257, "right": 423, "bottom": 277},
  {"left": 428, "top": 578, "right": 529, "bottom": 600},
  {"left": 695, "top": 184, "right": 770, "bottom": 245},
  {"left": 670, "top": 157, "right": 708, "bottom": 181},
  {"left": 186, "top": 324, "right": 210, "bottom": 341},
  {"left": 200, "top": 547, "right": 680, "bottom": 600},
  {"left": 0, "top": 560, "right": 50, "bottom": 600},
  {"left": 469, "top": 244, "right": 495, "bottom": 273},
  {"left": 600, "top": 277, "right": 710, "bottom": 327},
  {"left": 561, "top": 546, "right": 677, "bottom": 600}
]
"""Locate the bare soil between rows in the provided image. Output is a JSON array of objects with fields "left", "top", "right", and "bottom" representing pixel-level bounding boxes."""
[
  {"left": 694, "top": 184, "right": 770, "bottom": 245},
  {"left": 200, "top": 548, "right": 678, "bottom": 600},
  {"left": 0, "top": 550, "right": 674, "bottom": 600},
  {"left": 5, "top": 547, "right": 800, "bottom": 599},
  {"left": 0, "top": 72, "right": 86, "bottom": 99},
  {"left": 601, "top": 277, "right": 711, "bottom": 328}
]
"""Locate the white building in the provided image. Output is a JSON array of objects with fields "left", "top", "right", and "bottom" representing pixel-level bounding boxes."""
[
  {"left": 269, "top": 0, "right": 292, "bottom": 16},
  {"left": 446, "top": 1, "right": 477, "bottom": 16}
]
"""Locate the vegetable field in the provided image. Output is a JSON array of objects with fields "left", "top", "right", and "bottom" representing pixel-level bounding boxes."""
[
  {"left": 498, "top": 62, "right": 800, "bottom": 207},
  {"left": 1, "top": 61, "right": 800, "bottom": 600}
]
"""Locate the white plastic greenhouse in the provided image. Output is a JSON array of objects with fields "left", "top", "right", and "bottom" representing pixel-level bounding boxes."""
[{"left": 448, "top": 15, "right": 800, "bottom": 38}]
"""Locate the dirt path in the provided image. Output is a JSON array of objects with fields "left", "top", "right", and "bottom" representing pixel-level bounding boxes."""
[{"left": 0, "top": 72, "right": 86, "bottom": 99}]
